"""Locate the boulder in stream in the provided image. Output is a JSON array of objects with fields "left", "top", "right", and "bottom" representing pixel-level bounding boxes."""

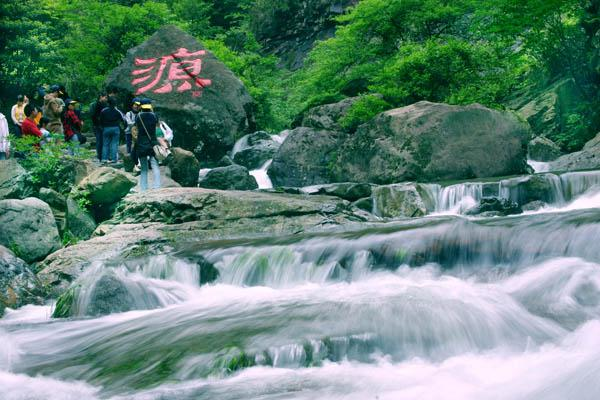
[
  {"left": 0, "top": 245, "right": 44, "bottom": 316},
  {"left": 465, "top": 197, "right": 523, "bottom": 217},
  {"left": 550, "top": 132, "right": 600, "bottom": 172},
  {"left": 528, "top": 136, "right": 562, "bottom": 162},
  {"left": 232, "top": 131, "right": 280, "bottom": 170},
  {"left": 372, "top": 183, "right": 428, "bottom": 218},
  {"left": 198, "top": 165, "right": 258, "bottom": 191},
  {"left": 168, "top": 147, "right": 201, "bottom": 187}
]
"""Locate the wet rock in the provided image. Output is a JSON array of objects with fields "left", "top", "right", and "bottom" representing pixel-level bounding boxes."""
[
  {"left": 0, "top": 159, "right": 33, "bottom": 200},
  {"left": 168, "top": 147, "right": 200, "bottom": 187},
  {"left": 352, "top": 197, "right": 373, "bottom": 213},
  {"left": 198, "top": 165, "right": 258, "bottom": 191},
  {"left": 0, "top": 246, "right": 44, "bottom": 316},
  {"left": 465, "top": 197, "right": 523, "bottom": 216},
  {"left": 217, "top": 155, "right": 235, "bottom": 167},
  {"left": 522, "top": 200, "right": 547, "bottom": 212},
  {"left": 106, "top": 25, "right": 255, "bottom": 162},
  {"left": 0, "top": 198, "right": 61, "bottom": 263},
  {"left": 334, "top": 101, "right": 530, "bottom": 184},
  {"left": 232, "top": 131, "right": 280, "bottom": 170},
  {"left": 372, "top": 184, "right": 427, "bottom": 218},
  {"left": 528, "top": 136, "right": 562, "bottom": 161},
  {"left": 304, "top": 183, "right": 373, "bottom": 202},
  {"left": 500, "top": 174, "right": 562, "bottom": 205},
  {"left": 268, "top": 127, "right": 344, "bottom": 187}
]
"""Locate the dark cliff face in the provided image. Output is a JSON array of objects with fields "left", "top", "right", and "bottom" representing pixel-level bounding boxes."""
[{"left": 250, "top": 0, "right": 358, "bottom": 70}]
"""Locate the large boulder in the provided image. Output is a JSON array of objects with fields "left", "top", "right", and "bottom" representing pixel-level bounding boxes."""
[
  {"left": 528, "top": 136, "right": 562, "bottom": 161},
  {"left": 73, "top": 167, "right": 136, "bottom": 206},
  {"left": 0, "top": 198, "right": 61, "bottom": 263},
  {"left": 0, "top": 159, "right": 33, "bottom": 200},
  {"left": 268, "top": 127, "right": 344, "bottom": 187},
  {"left": 232, "top": 131, "right": 280, "bottom": 169},
  {"left": 0, "top": 246, "right": 44, "bottom": 316},
  {"left": 372, "top": 184, "right": 428, "bottom": 218},
  {"left": 302, "top": 182, "right": 373, "bottom": 202},
  {"left": 106, "top": 25, "right": 255, "bottom": 162},
  {"left": 333, "top": 102, "right": 530, "bottom": 184},
  {"left": 550, "top": 132, "right": 600, "bottom": 172},
  {"left": 167, "top": 147, "right": 200, "bottom": 187},
  {"left": 516, "top": 79, "right": 584, "bottom": 141},
  {"left": 198, "top": 165, "right": 258, "bottom": 191},
  {"left": 301, "top": 96, "right": 361, "bottom": 131},
  {"left": 465, "top": 197, "right": 523, "bottom": 217}
]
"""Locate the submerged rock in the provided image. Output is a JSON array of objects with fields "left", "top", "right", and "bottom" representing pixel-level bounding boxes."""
[
  {"left": 465, "top": 197, "right": 523, "bottom": 217},
  {"left": 106, "top": 25, "right": 255, "bottom": 162},
  {"left": 0, "top": 198, "right": 61, "bottom": 263},
  {"left": 0, "top": 159, "right": 33, "bottom": 200},
  {"left": 0, "top": 245, "right": 44, "bottom": 316},
  {"left": 372, "top": 184, "right": 427, "bottom": 218},
  {"left": 198, "top": 165, "right": 258, "bottom": 191},
  {"left": 334, "top": 101, "right": 530, "bottom": 184}
]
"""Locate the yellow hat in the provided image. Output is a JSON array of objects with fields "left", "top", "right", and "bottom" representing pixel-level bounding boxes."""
[{"left": 141, "top": 104, "right": 153, "bottom": 110}]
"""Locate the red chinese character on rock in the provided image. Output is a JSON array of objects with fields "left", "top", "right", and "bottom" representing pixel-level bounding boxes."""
[{"left": 131, "top": 48, "right": 213, "bottom": 96}]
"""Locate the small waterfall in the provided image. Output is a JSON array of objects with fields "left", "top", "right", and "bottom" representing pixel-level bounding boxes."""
[
  {"left": 560, "top": 170, "right": 600, "bottom": 200},
  {"left": 528, "top": 159, "right": 551, "bottom": 173},
  {"left": 231, "top": 135, "right": 249, "bottom": 157},
  {"left": 250, "top": 160, "right": 274, "bottom": 189}
]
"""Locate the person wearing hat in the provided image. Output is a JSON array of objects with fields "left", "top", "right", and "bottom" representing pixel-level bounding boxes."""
[
  {"left": 43, "top": 85, "right": 64, "bottom": 134},
  {"left": 135, "top": 101, "right": 161, "bottom": 191},
  {"left": 124, "top": 98, "right": 141, "bottom": 154},
  {"left": 63, "top": 99, "right": 83, "bottom": 149}
]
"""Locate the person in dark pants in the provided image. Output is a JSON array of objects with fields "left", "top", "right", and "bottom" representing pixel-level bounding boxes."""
[
  {"left": 90, "top": 92, "right": 108, "bottom": 160},
  {"left": 99, "top": 96, "right": 126, "bottom": 163}
]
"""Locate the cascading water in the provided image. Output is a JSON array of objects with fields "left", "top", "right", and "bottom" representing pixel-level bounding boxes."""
[{"left": 3, "top": 171, "right": 600, "bottom": 399}]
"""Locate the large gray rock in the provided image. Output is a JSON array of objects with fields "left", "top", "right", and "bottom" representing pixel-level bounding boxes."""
[
  {"left": 528, "top": 136, "right": 562, "bottom": 161},
  {"left": 268, "top": 127, "right": 345, "bottom": 187},
  {"left": 372, "top": 184, "right": 427, "bottom": 218},
  {"left": 301, "top": 96, "right": 361, "bottom": 131},
  {"left": 550, "top": 132, "right": 600, "bottom": 172},
  {"left": 72, "top": 167, "right": 136, "bottom": 206},
  {"left": 0, "top": 246, "right": 44, "bottom": 316},
  {"left": 232, "top": 131, "right": 280, "bottom": 170},
  {"left": 0, "top": 198, "right": 61, "bottom": 263},
  {"left": 168, "top": 147, "right": 200, "bottom": 187},
  {"left": 302, "top": 182, "right": 373, "bottom": 202},
  {"left": 106, "top": 25, "right": 255, "bottom": 162},
  {"left": 198, "top": 165, "right": 258, "bottom": 191},
  {"left": 334, "top": 102, "right": 530, "bottom": 184},
  {"left": 0, "top": 159, "right": 33, "bottom": 200}
]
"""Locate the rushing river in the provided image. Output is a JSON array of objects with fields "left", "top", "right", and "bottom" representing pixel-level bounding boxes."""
[{"left": 2, "top": 174, "right": 600, "bottom": 399}]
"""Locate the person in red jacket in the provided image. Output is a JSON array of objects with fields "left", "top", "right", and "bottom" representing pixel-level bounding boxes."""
[
  {"left": 63, "top": 99, "right": 83, "bottom": 144},
  {"left": 21, "top": 104, "right": 43, "bottom": 139}
]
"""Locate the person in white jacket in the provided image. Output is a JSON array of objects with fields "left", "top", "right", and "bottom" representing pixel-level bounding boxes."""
[{"left": 0, "top": 112, "right": 10, "bottom": 159}]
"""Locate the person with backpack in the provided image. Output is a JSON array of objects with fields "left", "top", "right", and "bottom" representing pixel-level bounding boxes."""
[
  {"left": 100, "top": 96, "right": 126, "bottom": 163},
  {"left": 43, "top": 85, "right": 64, "bottom": 134},
  {"left": 135, "top": 101, "right": 161, "bottom": 191},
  {"left": 90, "top": 92, "right": 108, "bottom": 160}
]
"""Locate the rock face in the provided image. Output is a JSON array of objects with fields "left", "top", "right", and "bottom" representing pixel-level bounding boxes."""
[
  {"left": 198, "top": 165, "right": 258, "bottom": 191},
  {"left": 168, "top": 147, "right": 200, "bottom": 187},
  {"left": 0, "top": 159, "right": 33, "bottom": 200},
  {"left": 66, "top": 198, "right": 97, "bottom": 240},
  {"left": 0, "top": 246, "right": 44, "bottom": 316},
  {"left": 251, "top": 0, "right": 358, "bottom": 69},
  {"left": 516, "top": 79, "right": 584, "bottom": 141},
  {"left": 301, "top": 96, "right": 361, "bottom": 131},
  {"left": 268, "top": 127, "right": 344, "bottom": 187},
  {"left": 528, "top": 136, "right": 562, "bottom": 161},
  {"left": 465, "top": 197, "right": 523, "bottom": 217},
  {"left": 372, "top": 184, "right": 428, "bottom": 218},
  {"left": 38, "top": 188, "right": 68, "bottom": 235},
  {"left": 550, "top": 132, "right": 600, "bottom": 171},
  {"left": 73, "top": 167, "right": 136, "bottom": 206},
  {"left": 232, "top": 131, "right": 280, "bottom": 169},
  {"left": 0, "top": 198, "right": 61, "bottom": 263},
  {"left": 334, "top": 102, "right": 530, "bottom": 184},
  {"left": 106, "top": 25, "right": 255, "bottom": 162}
]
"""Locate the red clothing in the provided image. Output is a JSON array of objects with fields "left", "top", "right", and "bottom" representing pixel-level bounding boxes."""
[
  {"left": 21, "top": 118, "right": 42, "bottom": 138},
  {"left": 63, "top": 109, "right": 82, "bottom": 140}
]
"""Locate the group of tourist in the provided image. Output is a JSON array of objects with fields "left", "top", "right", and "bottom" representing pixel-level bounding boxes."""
[{"left": 0, "top": 85, "right": 174, "bottom": 192}]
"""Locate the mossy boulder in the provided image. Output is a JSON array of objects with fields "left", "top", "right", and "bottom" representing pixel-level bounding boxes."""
[
  {"left": 198, "top": 165, "right": 258, "bottom": 191},
  {"left": 372, "top": 184, "right": 427, "bottom": 218}
]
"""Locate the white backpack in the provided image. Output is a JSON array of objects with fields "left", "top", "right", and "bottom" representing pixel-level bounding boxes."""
[{"left": 159, "top": 121, "right": 173, "bottom": 143}]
